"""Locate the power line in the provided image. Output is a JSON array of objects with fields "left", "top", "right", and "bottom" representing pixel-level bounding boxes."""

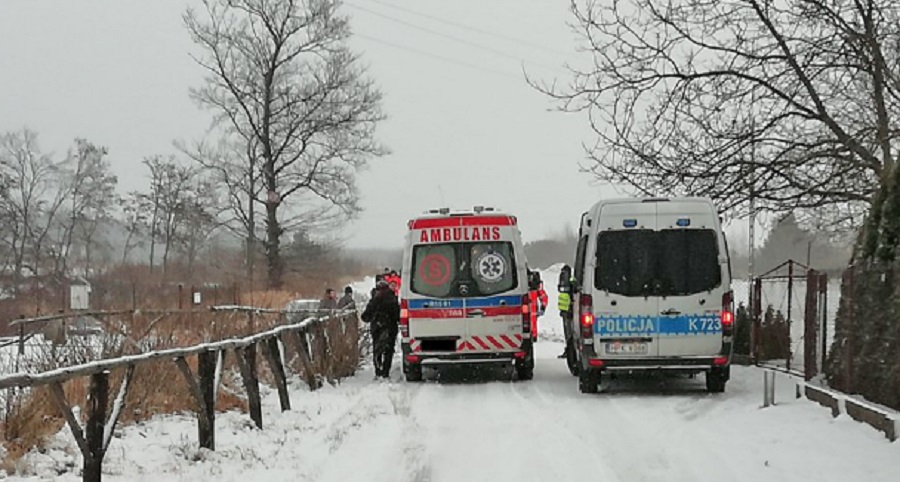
[
  {"left": 358, "top": 0, "right": 571, "bottom": 56},
  {"left": 346, "top": 2, "right": 565, "bottom": 74},
  {"left": 354, "top": 32, "right": 523, "bottom": 80}
]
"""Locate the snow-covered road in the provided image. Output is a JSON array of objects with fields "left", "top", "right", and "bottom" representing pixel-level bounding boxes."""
[{"left": 11, "top": 341, "right": 900, "bottom": 482}]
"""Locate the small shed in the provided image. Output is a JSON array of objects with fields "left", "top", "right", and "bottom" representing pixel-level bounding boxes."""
[{"left": 69, "top": 277, "right": 91, "bottom": 311}]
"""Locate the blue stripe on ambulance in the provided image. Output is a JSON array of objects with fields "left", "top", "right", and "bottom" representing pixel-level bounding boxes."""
[
  {"left": 407, "top": 294, "right": 522, "bottom": 310},
  {"left": 594, "top": 314, "right": 722, "bottom": 337}
]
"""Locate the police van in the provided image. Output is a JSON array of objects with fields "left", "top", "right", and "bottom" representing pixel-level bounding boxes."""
[
  {"left": 400, "top": 206, "right": 535, "bottom": 382},
  {"left": 570, "top": 197, "right": 734, "bottom": 393}
]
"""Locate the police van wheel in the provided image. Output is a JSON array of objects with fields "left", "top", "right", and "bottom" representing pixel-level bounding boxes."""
[
  {"left": 579, "top": 369, "right": 599, "bottom": 394},
  {"left": 705, "top": 369, "right": 727, "bottom": 393},
  {"left": 405, "top": 364, "right": 423, "bottom": 382},
  {"left": 565, "top": 341, "right": 580, "bottom": 376}
]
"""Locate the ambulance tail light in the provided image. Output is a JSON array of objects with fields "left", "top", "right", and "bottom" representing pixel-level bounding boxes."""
[
  {"left": 521, "top": 294, "right": 531, "bottom": 334},
  {"left": 721, "top": 290, "right": 734, "bottom": 336},
  {"left": 580, "top": 294, "right": 594, "bottom": 339},
  {"left": 400, "top": 299, "right": 409, "bottom": 338}
]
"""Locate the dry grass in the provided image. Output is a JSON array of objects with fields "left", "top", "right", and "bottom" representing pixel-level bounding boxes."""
[{"left": 0, "top": 305, "right": 360, "bottom": 473}]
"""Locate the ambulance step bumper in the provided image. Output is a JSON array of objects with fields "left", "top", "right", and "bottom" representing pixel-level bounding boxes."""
[{"left": 417, "top": 352, "right": 520, "bottom": 365}]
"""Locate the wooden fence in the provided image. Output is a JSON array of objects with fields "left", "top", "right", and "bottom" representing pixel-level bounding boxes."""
[{"left": 0, "top": 306, "right": 359, "bottom": 482}]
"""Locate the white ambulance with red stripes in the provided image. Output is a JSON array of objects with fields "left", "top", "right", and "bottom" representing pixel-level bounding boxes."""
[{"left": 399, "top": 206, "right": 535, "bottom": 382}]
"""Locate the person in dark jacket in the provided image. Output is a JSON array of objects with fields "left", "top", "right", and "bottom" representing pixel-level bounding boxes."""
[
  {"left": 361, "top": 280, "right": 400, "bottom": 378},
  {"left": 337, "top": 286, "right": 355, "bottom": 311},
  {"left": 318, "top": 288, "right": 338, "bottom": 311}
]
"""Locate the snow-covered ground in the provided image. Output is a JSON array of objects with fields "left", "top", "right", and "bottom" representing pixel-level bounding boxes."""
[{"left": 6, "top": 339, "right": 900, "bottom": 482}]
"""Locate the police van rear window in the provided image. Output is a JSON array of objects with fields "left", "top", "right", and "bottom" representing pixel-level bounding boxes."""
[
  {"left": 595, "top": 229, "right": 721, "bottom": 297},
  {"left": 411, "top": 242, "right": 517, "bottom": 298}
]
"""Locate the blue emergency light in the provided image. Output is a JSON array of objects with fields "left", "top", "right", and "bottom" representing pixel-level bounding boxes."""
[
  {"left": 623, "top": 219, "right": 638, "bottom": 228},
  {"left": 676, "top": 218, "right": 691, "bottom": 227}
]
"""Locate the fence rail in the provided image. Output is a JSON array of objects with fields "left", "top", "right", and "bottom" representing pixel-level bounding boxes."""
[{"left": 0, "top": 306, "right": 360, "bottom": 482}]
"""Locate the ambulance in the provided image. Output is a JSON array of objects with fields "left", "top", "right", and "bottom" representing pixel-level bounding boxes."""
[
  {"left": 570, "top": 197, "right": 734, "bottom": 393},
  {"left": 399, "top": 206, "right": 535, "bottom": 382}
]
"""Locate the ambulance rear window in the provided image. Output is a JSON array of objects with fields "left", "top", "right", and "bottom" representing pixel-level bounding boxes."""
[
  {"left": 469, "top": 243, "right": 516, "bottom": 296},
  {"left": 411, "top": 244, "right": 456, "bottom": 298},
  {"left": 411, "top": 242, "right": 518, "bottom": 298}
]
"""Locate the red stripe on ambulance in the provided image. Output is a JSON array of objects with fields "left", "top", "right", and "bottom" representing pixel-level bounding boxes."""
[
  {"left": 473, "top": 336, "right": 492, "bottom": 351},
  {"left": 409, "top": 216, "right": 515, "bottom": 230}
]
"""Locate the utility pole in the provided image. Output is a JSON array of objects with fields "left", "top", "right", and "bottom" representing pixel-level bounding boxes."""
[{"left": 748, "top": 88, "right": 758, "bottom": 361}]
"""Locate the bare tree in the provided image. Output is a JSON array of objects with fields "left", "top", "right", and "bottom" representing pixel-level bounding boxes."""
[
  {"left": 140, "top": 156, "right": 196, "bottom": 275},
  {"left": 184, "top": 0, "right": 387, "bottom": 288},
  {"left": 54, "top": 139, "right": 117, "bottom": 276},
  {"left": 119, "top": 192, "right": 147, "bottom": 265},
  {"left": 537, "top": 0, "right": 900, "bottom": 231},
  {"left": 177, "top": 174, "right": 223, "bottom": 272},
  {"left": 0, "top": 129, "right": 68, "bottom": 285}
]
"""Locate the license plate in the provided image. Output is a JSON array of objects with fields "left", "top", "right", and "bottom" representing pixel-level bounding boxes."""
[{"left": 605, "top": 341, "right": 648, "bottom": 355}]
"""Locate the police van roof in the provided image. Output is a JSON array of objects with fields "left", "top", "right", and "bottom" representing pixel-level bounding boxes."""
[{"left": 587, "top": 196, "right": 716, "bottom": 211}]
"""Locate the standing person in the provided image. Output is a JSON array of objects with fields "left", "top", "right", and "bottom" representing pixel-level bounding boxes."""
[
  {"left": 527, "top": 271, "right": 548, "bottom": 340},
  {"left": 361, "top": 280, "right": 400, "bottom": 378},
  {"left": 557, "top": 265, "right": 575, "bottom": 359},
  {"left": 386, "top": 269, "right": 401, "bottom": 296},
  {"left": 337, "top": 286, "right": 355, "bottom": 311},
  {"left": 318, "top": 288, "right": 337, "bottom": 312}
]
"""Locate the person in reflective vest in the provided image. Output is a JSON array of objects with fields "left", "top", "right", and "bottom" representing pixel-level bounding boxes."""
[{"left": 557, "top": 265, "right": 575, "bottom": 358}]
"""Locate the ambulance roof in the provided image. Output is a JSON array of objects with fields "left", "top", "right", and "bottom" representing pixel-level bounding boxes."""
[{"left": 407, "top": 206, "right": 518, "bottom": 230}]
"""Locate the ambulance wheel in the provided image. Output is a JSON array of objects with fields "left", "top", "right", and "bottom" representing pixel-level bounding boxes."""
[
  {"left": 706, "top": 368, "right": 727, "bottom": 393},
  {"left": 515, "top": 361, "right": 534, "bottom": 380},
  {"left": 565, "top": 340, "right": 580, "bottom": 376},
  {"left": 579, "top": 369, "right": 599, "bottom": 394},
  {"left": 514, "top": 341, "right": 535, "bottom": 381},
  {"left": 405, "top": 363, "right": 423, "bottom": 382}
]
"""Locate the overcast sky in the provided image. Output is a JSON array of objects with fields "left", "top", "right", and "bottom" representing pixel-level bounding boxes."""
[{"left": 0, "top": 0, "right": 757, "bottom": 251}]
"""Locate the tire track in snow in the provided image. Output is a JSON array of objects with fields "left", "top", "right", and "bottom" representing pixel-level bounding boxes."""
[
  {"left": 388, "top": 383, "right": 433, "bottom": 482},
  {"left": 306, "top": 374, "right": 432, "bottom": 482}
]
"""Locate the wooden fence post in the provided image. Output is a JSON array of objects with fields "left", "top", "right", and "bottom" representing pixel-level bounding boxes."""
[
  {"left": 262, "top": 336, "right": 291, "bottom": 411},
  {"left": 290, "top": 328, "right": 319, "bottom": 390},
  {"left": 198, "top": 351, "right": 216, "bottom": 448},
  {"left": 48, "top": 370, "right": 126, "bottom": 482},
  {"left": 175, "top": 356, "right": 215, "bottom": 450},
  {"left": 314, "top": 322, "right": 329, "bottom": 377},
  {"left": 84, "top": 372, "right": 109, "bottom": 482},
  {"left": 236, "top": 345, "right": 263, "bottom": 429}
]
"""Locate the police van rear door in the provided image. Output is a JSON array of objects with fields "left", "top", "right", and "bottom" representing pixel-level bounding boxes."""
[
  {"left": 594, "top": 202, "right": 661, "bottom": 358},
  {"left": 655, "top": 201, "right": 724, "bottom": 357}
]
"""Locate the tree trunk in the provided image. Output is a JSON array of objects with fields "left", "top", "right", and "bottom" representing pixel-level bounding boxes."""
[
  {"left": 247, "top": 166, "right": 256, "bottom": 283},
  {"left": 265, "top": 200, "right": 283, "bottom": 289},
  {"left": 121, "top": 230, "right": 134, "bottom": 266},
  {"left": 149, "top": 202, "right": 159, "bottom": 272}
]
